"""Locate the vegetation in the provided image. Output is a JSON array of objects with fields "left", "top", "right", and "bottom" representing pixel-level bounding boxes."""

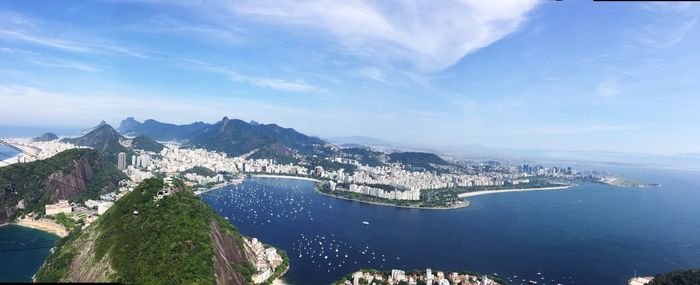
[
  {"left": 33, "top": 227, "right": 82, "bottom": 281},
  {"left": 337, "top": 147, "right": 385, "bottom": 167},
  {"left": 420, "top": 178, "right": 562, "bottom": 207},
  {"left": 93, "top": 178, "right": 217, "bottom": 284},
  {"left": 648, "top": 269, "right": 700, "bottom": 285},
  {"left": 187, "top": 117, "right": 328, "bottom": 158},
  {"left": 53, "top": 212, "right": 79, "bottom": 230},
  {"left": 181, "top": 166, "right": 217, "bottom": 177},
  {"left": 388, "top": 152, "right": 449, "bottom": 172},
  {"left": 130, "top": 135, "right": 165, "bottom": 152},
  {"left": 0, "top": 148, "right": 125, "bottom": 223},
  {"left": 36, "top": 177, "right": 273, "bottom": 284}
]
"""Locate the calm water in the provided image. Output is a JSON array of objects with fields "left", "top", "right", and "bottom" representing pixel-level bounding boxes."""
[
  {"left": 201, "top": 168, "right": 700, "bottom": 285},
  {"left": 0, "top": 225, "right": 59, "bottom": 282},
  {"left": 0, "top": 144, "right": 19, "bottom": 164}
]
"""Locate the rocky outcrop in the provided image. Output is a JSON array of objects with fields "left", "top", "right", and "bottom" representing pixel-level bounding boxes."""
[
  {"left": 210, "top": 219, "right": 255, "bottom": 285},
  {"left": 0, "top": 149, "right": 125, "bottom": 224},
  {"left": 42, "top": 155, "right": 97, "bottom": 202}
]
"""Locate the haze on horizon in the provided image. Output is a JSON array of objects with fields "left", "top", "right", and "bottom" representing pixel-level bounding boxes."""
[{"left": 1, "top": 1, "right": 699, "bottom": 155}]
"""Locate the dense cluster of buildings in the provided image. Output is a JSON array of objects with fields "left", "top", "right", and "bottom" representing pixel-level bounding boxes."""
[
  {"left": 244, "top": 237, "right": 284, "bottom": 284},
  {"left": 1, "top": 138, "right": 86, "bottom": 165},
  {"left": 342, "top": 268, "right": 501, "bottom": 285}
]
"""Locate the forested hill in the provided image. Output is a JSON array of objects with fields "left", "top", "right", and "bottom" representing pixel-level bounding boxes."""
[
  {"left": 62, "top": 124, "right": 134, "bottom": 164},
  {"left": 0, "top": 148, "right": 126, "bottom": 224},
  {"left": 35, "top": 178, "right": 269, "bottom": 284}
]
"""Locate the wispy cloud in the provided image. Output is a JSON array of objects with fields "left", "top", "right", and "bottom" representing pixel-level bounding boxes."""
[
  {"left": 0, "top": 11, "right": 146, "bottom": 58},
  {"left": 0, "top": 84, "right": 317, "bottom": 127},
  {"left": 183, "top": 59, "right": 327, "bottom": 93},
  {"left": 157, "top": 1, "right": 539, "bottom": 72},
  {"left": 28, "top": 58, "right": 99, "bottom": 72}
]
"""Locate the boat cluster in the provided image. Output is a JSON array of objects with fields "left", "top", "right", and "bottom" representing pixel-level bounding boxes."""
[{"left": 292, "top": 233, "right": 400, "bottom": 273}]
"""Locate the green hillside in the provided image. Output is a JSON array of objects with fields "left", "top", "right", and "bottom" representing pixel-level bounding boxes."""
[
  {"left": 35, "top": 178, "right": 273, "bottom": 284},
  {"left": 0, "top": 148, "right": 126, "bottom": 223}
]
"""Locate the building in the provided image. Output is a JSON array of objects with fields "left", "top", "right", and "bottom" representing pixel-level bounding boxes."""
[
  {"left": 118, "top": 152, "right": 127, "bottom": 170},
  {"left": 314, "top": 165, "right": 324, "bottom": 176},
  {"left": 45, "top": 200, "right": 72, "bottom": 215},
  {"left": 97, "top": 201, "right": 114, "bottom": 215}
]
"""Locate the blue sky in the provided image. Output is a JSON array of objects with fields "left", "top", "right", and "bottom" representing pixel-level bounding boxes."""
[{"left": 0, "top": 1, "right": 699, "bottom": 154}]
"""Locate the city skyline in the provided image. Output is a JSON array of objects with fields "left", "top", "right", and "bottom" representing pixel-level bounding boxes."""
[{"left": 1, "top": 1, "right": 700, "bottom": 155}]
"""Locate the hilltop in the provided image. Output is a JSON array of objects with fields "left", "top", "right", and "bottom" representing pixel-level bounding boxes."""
[
  {"left": 0, "top": 148, "right": 126, "bottom": 224},
  {"left": 33, "top": 132, "right": 58, "bottom": 142},
  {"left": 118, "top": 117, "right": 210, "bottom": 141},
  {"left": 62, "top": 124, "right": 134, "bottom": 163},
  {"left": 128, "top": 135, "right": 165, "bottom": 152},
  {"left": 35, "top": 178, "right": 287, "bottom": 284}
]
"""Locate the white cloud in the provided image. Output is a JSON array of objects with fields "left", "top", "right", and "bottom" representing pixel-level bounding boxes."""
[
  {"left": 184, "top": 59, "right": 327, "bottom": 93},
  {"left": 29, "top": 58, "right": 99, "bottom": 72},
  {"left": 0, "top": 84, "right": 316, "bottom": 128},
  {"left": 198, "top": 0, "right": 539, "bottom": 72}
]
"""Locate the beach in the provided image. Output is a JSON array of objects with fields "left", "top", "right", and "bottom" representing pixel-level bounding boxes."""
[
  {"left": 13, "top": 218, "right": 68, "bottom": 238},
  {"left": 457, "top": 185, "right": 574, "bottom": 198}
]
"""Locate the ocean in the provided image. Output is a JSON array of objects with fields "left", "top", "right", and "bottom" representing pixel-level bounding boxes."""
[
  {"left": 0, "top": 225, "right": 59, "bottom": 282},
  {"left": 201, "top": 168, "right": 700, "bottom": 285}
]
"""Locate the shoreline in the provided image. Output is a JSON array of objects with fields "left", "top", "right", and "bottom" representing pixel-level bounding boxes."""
[
  {"left": 10, "top": 218, "right": 68, "bottom": 238},
  {"left": 457, "top": 185, "right": 574, "bottom": 198},
  {"left": 314, "top": 188, "right": 470, "bottom": 210},
  {"left": 248, "top": 174, "right": 320, "bottom": 182}
]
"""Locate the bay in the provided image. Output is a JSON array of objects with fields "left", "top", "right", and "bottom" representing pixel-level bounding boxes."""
[
  {"left": 0, "top": 225, "right": 59, "bottom": 282},
  {"left": 201, "top": 168, "right": 700, "bottom": 285}
]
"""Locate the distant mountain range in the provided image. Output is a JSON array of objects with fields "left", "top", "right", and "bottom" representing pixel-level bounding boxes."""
[{"left": 118, "top": 117, "right": 209, "bottom": 141}]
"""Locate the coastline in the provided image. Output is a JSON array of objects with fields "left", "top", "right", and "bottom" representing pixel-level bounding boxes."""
[
  {"left": 314, "top": 188, "right": 470, "bottom": 210},
  {"left": 457, "top": 185, "right": 574, "bottom": 198},
  {"left": 11, "top": 218, "right": 68, "bottom": 238},
  {"left": 248, "top": 174, "right": 320, "bottom": 182}
]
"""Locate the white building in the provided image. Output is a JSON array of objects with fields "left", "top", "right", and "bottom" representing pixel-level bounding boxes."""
[{"left": 45, "top": 200, "right": 72, "bottom": 215}]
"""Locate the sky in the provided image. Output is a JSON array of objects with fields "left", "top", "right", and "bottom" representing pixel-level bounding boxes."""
[{"left": 0, "top": 0, "right": 699, "bottom": 155}]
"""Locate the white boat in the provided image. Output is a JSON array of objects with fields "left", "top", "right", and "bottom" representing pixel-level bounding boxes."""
[{"left": 362, "top": 221, "right": 369, "bottom": 225}]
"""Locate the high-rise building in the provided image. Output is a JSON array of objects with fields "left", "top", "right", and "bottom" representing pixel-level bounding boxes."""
[{"left": 117, "top": 152, "right": 127, "bottom": 170}]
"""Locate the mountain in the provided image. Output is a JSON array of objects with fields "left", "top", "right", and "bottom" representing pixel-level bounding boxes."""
[
  {"left": 62, "top": 124, "right": 133, "bottom": 164},
  {"left": 118, "top": 117, "right": 209, "bottom": 141},
  {"left": 186, "top": 116, "right": 328, "bottom": 160},
  {"left": 129, "top": 135, "right": 164, "bottom": 152},
  {"left": 80, "top": 120, "right": 108, "bottom": 135},
  {"left": 33, "top": 132, "right": 58, "bottom": 142},
  {"left": 0, "top": 148, "right": 126, "bottom": 224},
  {"left": 338, "top": 147, "right": 386, "bottom": 167},
  {"left": 35, "top": 178, "right": 283, "bottom": 284},
  {"left": 388, "top": 151, "right": 450, "bottom": 172},
  {"left": 327, "top": 136, "right": 391, "bottom": 147}
]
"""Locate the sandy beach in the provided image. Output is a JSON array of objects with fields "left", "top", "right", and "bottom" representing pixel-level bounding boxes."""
[
  {"left": 13, "top": 218, "right": 68, "bottom": 238},
  {"left": 457, "top": 185, "right": 574, "bottom": 198}
]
